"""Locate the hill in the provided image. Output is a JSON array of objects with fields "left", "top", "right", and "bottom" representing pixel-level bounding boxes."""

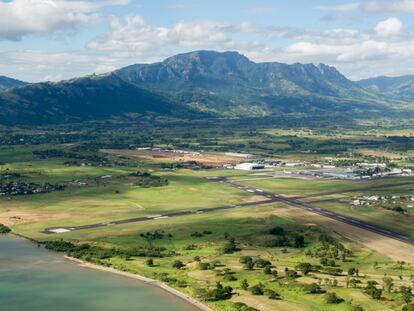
[
  {"left": 0, "top": 75, "right": 27, "bottom": 91},
  {"left": 0, "top": 50, "right": 410, "bottom": 126},
  {"left": 358, "top": 75, "right": 414, "bottom": 102},
  {"left": 115, "top": 50, "right": 389, "bottom": 116},
  {"left": 0, "top": 74, "right": 194, "bottom": 126}
]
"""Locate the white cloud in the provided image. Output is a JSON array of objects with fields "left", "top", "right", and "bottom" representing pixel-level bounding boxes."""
[
  {"left": 88, "top": 15, "right": 260, "bottom": 52},
  {"left": 362, "top": 0, "right": 414, "bottom": 12},
  {"left": 317, "top": 0, "right": 414, "bottom": 13},
  {"left": 0, "top": 0, "right": 129, "bottom": 41},
  {"left": 375, "top": 17, "right": 403, "bottom": 37},
  {"left": 315, "top": 3, "right": 360, "bottom": 11}
]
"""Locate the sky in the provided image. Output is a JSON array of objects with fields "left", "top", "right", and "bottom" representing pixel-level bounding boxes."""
[{"left": 1, "top": 0, "right": 414, "bottom": 82}]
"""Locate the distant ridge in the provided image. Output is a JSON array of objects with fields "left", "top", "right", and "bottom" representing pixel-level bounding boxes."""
[
  {"left": 0, "top": 50, "right": 411, "bottom": 125},
  {"left": 0, "top": 75, "right": 27, "bottom": 91},
  {"left": 358, "top": 75, "right": 414, "bottom": 102},
  {"left": 114, "top": 50, "right": 386, "bottom": 116}
]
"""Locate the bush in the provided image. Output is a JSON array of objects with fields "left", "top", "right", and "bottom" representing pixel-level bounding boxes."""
[
  {"left": 402, "top": 304, "right": 414, "bottom": 311},
  {"left": 304, "top": 283, "right": 325, "bottom": 294},
  {"left": 198, "top": 262, "right": 212, "bottom": 270},
  {"left": 146, "top": 258, "right": 154, "bottom": 267},
  {"left": 364, "top": 281, "right": 382, "bottom": 300},
  {"left": 268, "top": 226, "right": 285, "bottom": 235},
  {"left": 233, "top": 302, "right": 260, "bottom": 311},
  {"left": 265, "top": 289, "right": 281, "bottom": 300},
  {"left": 240, "top": 279, "right": 249, "bottom": 290},
  {"left": 0, "top": 224, "right": 11, "bottom": 234},
  {"left": 239, "top": 256, "right": 253, "bottom": 264},
  {"left": 325, "top": 292, "right": 343, "bottom": 304},
  {"left": 202, "top": 282, "right": 233, "bottom": 301},
  {"left": 250, "top": 283, "right": 265, "bottom": 295},
  {"left": 223, "top": 238, "right": 239, "bottom": 254},
  {"left": 172, "top": 260, "right": 185, "bottom": 269}
]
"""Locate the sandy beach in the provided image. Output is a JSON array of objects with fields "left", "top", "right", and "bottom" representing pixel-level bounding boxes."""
[{"left": 64, "top": 256, "right": 214, "bottom": 311}]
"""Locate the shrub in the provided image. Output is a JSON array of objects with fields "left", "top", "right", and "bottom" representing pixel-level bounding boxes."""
[
  {"left": 0, "top": 224, "right": 11, "bottom": 234},
  {"left": 172, "top": 260, "right": 185, "bottom": 269},
  {"left": 250, "top": 283, "right": 265, "bottom": 295},
  {"left": 304, "top": 283, "right": 325, "bottom": 294},
  {"left": 325, "top": 292, "right": 343, "bottom": 304}
]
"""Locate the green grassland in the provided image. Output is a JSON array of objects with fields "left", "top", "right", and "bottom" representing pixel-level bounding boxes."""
[
  {"left": 1, "top": 123, "right": 414, "bottom": 311},
  {"left": 36, "top": 206, "right": 414, "bottom": 311}
]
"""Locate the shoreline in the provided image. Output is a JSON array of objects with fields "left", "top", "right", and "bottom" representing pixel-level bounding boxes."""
[{"left": 64, "top": 256, "right": 214, "bottom": 311}]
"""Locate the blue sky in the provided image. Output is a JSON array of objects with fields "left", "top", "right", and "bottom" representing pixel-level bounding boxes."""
[{"left": 1, "top": 0, "right": 414, "bottom": 82}]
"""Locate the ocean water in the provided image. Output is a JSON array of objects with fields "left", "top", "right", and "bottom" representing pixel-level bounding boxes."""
[{"left": 0, "top": 235, "right": 199, "bottom": 311}]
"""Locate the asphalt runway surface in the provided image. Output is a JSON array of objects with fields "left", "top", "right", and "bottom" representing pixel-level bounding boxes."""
[
  {"left": 44, "top": 177, "right": 414, "bottom": 246},
  {"left": 213, "top": 177, "right": 414, "bottom": 246}
]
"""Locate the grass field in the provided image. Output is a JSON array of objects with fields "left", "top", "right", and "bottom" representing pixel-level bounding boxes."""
[{"left": 1, "top": 131, "right": 414, "bottom": 311}]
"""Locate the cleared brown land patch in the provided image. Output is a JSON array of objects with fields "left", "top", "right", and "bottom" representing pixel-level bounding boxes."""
[
  {"left": 0, "top": 209, "right": 70, "bottom": 226},
  {"left": 271, "top": 204, "right": 414, "bottom": 264},
  {"left": 101, "top": 149, "right": 245, "bottom": 166},
  {"left": 357, "top": 148, "right": 405, "bottom": 160},
  {"left": 233, "top": 294, "right": 310, "bottom": 311}
]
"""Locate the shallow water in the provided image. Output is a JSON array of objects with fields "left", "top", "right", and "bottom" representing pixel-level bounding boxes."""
[{"left": 0, "top": 235, "right": 199, "bottom": 311}]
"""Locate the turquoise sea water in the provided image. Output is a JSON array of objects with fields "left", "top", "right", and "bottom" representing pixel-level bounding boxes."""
[{"left": 0, "top": 235, "right": 199, "bottom": 311}]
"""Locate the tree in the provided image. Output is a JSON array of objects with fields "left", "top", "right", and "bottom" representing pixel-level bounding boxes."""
[
  {"left": 364, "top": 281, "right": 382, "bottom": 300},
  {"left": 240, "top": 279, "right": 249, "bottom": 290},
  {"left": 295, "top": 263, "right": 313, "bottom": 275},
  {"left": 198, "top": 262, "right": 211, "bottom": 270},
  {"left": 265, "top": 289, "right": 281, "bottom": 300},
  {"left": 239, "top": 256, "right": 253, "bottom": 264},
  {"left": 285, "top": 269, "right": 299, "bottom": 279},
  {"left": 223, "top": 237, "right": 239, "bottom": 254},
  {"left": 304, "top": 283, "right": 325, "bottom": 294},
  {"left": 146, "top": 258, "right": 154, "bottom": 267},
  {"left": 172, "top": 260, "right": 185, "bottom": 269},
  {"left": 202, "top": 282, "right": 233, "bottom": 301},
  {"left": 254, "top": 258, "right": 271, "bottom": 268},
  {"left": 382, "top": 277, "right": 394, "bottom": 293},
  {"left": 325, "top": 292, "right": 343, "bottom": 304},
  {"left": 250, "top": 283, "right": 265, "bottom": 295},
  {"left": 348, "top": 267, "right": 359, "bottom": 276},
  {"left": 268, "top": 226, "right": 285, "bottom": 235},
  {"left": 401, "top": 286, "right": 413, "bottom": 304},
  {"left": 294, "top": 235, "right": 305, "bottom": 248},
  {"left": 244, "top": 261, "right": 254, "bottom": 270},
  {"left": 0, "top": 224, "right": 11, "bottom": 234},
  {"left": 264, "top": 265, "right": 272, "bottom": 275}
]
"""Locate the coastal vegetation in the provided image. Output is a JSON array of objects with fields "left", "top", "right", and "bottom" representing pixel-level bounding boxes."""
[{"left": 1, "top": 120, "right": 414, "bottom": 311}]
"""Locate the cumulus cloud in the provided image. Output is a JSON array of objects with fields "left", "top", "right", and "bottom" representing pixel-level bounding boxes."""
[
  {"left": 268, "top": 18, "right": 414, "bottom": 79},
  {"left": 88, "top": 15, "right": 261, "bottom": 52},
  {"left": 317, "top": 0, "right": 414, "bottom": 13},
  {"left": 375, "top": 17, "right": 403, "bottom": 37},
  {"left": 0, "top": 0, "right": 129, "bottom": 41}
]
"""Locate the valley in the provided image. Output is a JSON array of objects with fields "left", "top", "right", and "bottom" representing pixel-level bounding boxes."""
[{"left": 1, "top": 120, "right": 414, "bottom": 311}]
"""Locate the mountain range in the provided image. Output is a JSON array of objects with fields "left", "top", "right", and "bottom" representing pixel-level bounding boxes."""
[
  {"left": 357, "top": 75, "right": 414, "bottom": 102},
  {"left": 0, "top": 75, "right": 27, "bottom": 91},
  {"left": 0, "top": 50, "right": 412, "bottom": 125}
]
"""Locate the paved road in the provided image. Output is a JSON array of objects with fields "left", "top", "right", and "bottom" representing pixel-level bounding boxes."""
[
  {"left": 43, "top": 198, "right": 277, "bottom": 234},
  {"left": 211, "top": 177, "right": 414, "bottom": 246}
]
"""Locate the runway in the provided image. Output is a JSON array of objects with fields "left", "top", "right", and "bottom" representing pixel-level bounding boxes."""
[
  {"left": 212, "top": 177, "right": 414, "bottom": 246},
  {"left": 44, "top": 177, "right": 414, "bottom": 246}
]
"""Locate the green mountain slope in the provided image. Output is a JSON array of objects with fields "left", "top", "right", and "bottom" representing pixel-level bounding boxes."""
[
  {"left": 0, "top": 75, "right": 27, "bottom": 91},
  {"left": 0, "top": 50, "right": 410, "bottom": 126},
  {"left": 358, "top": 75, "right": 414, "bottom": 102},
  {"left": 0, "top": 74, "right": 193, "bottom": 125},
  {"left": 115, "top": 50, "right": 388, "bottom": 116}
]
